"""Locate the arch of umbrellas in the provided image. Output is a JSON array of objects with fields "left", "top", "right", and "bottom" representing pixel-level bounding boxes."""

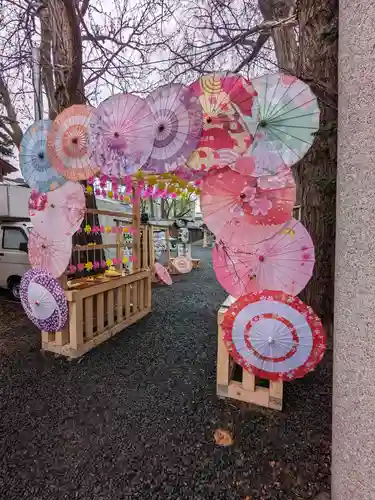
[{"left": 18, "top": 71, "right": 326, "bottom": 389}]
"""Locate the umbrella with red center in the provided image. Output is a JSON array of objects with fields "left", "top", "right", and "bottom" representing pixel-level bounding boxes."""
[
  {"left": 221, "top": 290, "right": 326, "bottom": 381},
  {"left": 201, "top": 165, "right": 295, "bottom": 241},
  {"left": 186, "top": 72, "right": 257, "bottom": 172},
  {"left": 213, "top": 218, "right": 314, "bottom": 297}
]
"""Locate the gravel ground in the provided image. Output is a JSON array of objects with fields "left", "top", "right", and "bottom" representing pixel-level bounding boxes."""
[{"left": 0, "top": 248, "right": 332, "bottom": 500}]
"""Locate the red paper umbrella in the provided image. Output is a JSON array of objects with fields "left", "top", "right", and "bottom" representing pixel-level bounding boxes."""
[
  {"left": 186, "top": 73, "right": 257, "bottom": 172},
  {"left": 201, "top": 165, "right": 295, "bottom": 238},
  {"left": 213, "top": 219, "right": 315, "bottom": 297},
  {"left": 222, "top": 291, "right": 326, "bottom": 381},
  {"left": 154, "top": 262, "right": 172, "bottom": 285}
]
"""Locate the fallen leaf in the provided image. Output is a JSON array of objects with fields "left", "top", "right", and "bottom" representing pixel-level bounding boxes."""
[{"left": 213, "top": 428, "right": 234, "bottom": 446}]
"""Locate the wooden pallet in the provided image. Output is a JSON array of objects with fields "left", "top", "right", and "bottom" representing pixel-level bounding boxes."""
[
  {"left": 42, "top": 271, "right": 152, "bottom": 359},
  {"left": 216, "top": 296, "right": 283, "bottom": 411}
]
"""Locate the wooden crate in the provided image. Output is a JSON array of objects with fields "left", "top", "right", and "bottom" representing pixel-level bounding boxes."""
[
  {"left": 42, "top": 270, "right": 152, "bottom": 359},
  {"left": 216, "top": 296, "right": 283, "bottom": 411}
]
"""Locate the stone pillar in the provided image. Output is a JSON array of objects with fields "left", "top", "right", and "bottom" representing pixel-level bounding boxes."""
[{"left": 332, "top": 2, "right": 375, "bottom": 498}]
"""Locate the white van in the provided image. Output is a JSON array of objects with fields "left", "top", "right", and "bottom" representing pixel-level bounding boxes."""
[{"left": 0, "top": 221, "right": 31, "bottom": 300}]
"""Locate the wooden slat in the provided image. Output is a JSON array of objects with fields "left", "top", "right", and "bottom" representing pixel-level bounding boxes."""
[
  {"left": 269, "top": 381, "right": 283, "bottom": 411},
  {"left": 125, "top": 284, "right": 131, "bottom": 318},
  {"left": 138, "top": 278, "right": 145, "bottom": 310},
  {"left": 146, "top": 274, "right": 152, "bottom": 309},
  {"left": 107, "top": 290, "right": 115, "bottom": 327},
  {"left": 97, "top": 292, "right": 105, "bottom": 333},
  {"left": 86, "top": 208, "right": 132, "bottom": 219},
  {"left": 73, "top": 243, "right": 131, "bottom": 252},
  {"left": 116, "top": 286, "right": 123, "bottom": 323},
  {"left": 242, "top": 370, "right": 256, "bottom": 392},
  {"left": 132, "top": 185, "right": 141, "bottom": 272},
  {"left": 65, "top": 271, "right": 150, "bottom": 301},
  {"left": 216, "top": 306, "right": 231, "bottom": 393},
  {"left": 84, "top": 296, "right": 94, "bottom": 339},
  {"left": 132, "top": 282, "right": 139, "bottom": 313},
  {"left": 69, "top": 299, "right": 84, "bottom": 350}
]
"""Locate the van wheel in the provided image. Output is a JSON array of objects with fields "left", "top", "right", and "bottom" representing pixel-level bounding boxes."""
[{"left": 9, "top": 279, "right": 21, "bottom": 301}]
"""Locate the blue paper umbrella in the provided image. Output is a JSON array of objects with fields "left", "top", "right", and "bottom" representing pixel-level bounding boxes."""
[{"left": 20, "top": 120, "right": 66, "bottom": 193}]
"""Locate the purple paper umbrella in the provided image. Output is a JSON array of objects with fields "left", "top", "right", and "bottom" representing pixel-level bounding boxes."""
[
  {"left": 142, "top": 84, "right": 203, "bottom": 174},
  {"left": 88, "top": 93, "right": 156, "bottom": 178},
  {"left": 20, "top": 268, "right": 68, "bottom": 332}
]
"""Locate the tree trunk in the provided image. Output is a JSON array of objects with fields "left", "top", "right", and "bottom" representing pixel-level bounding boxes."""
[
  {"left": 259, "top": 0, "right": 338, "bottom": 335},
  {"left": 294, "top": 0, "right": 338, "bottom": 335},
  {"left": 258, "top": 0, "right": 297, "bottom": 72},
  {"left": 46, "top": 0, "right": 103, "bottom": 270}
]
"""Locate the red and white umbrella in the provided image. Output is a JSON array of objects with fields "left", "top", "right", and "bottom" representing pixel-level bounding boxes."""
[
  {"left": 154, "top": 262, "right": 172, "bottom": 285},
  {"left": 222, "top": 291, "right": 326, "bottom": 381}
]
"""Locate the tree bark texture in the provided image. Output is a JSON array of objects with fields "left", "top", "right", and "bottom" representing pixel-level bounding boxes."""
[
  {"left": 45, "top": 0, "right": 103, "bottom": 269},
  {"left": 259, "top": 0, "right": 338, "bottom": 334},
  {"left": 295, "top": 0, "right": 338, "bottom": 335}
]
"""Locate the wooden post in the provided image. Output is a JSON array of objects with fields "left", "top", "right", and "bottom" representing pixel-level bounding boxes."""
[
  {"left": 132, "top": 185, "right": 141, "bottom": 272},
  {"left": 115, "top": 219, "right": 122, "bottom": 272},
  {"left": 203, "top": 229, "right": 208, "bottom": 248}
]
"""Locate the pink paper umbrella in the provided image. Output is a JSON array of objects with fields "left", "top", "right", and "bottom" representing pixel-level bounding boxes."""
[
  {"left": 28, "top": 230, "right": 72, "bottom": 278},
  {"left": 143, "top": 83, "right": 203, "bottom": 173},
  {"left": 154, "top": 262, "right": 172, "bottom": 285},
  {"left": 30, "top": 181, "right": 85, "bottom": 237},
  {"left": 213, "top": 218, "right": 315, "bottom": 297},
  {"left": 88, "top": 93, "right": 156, "bottom": 178},
  {"left": 201, "top": 165, "right": 295, "bottom": 239},
  {"left": 221, "top": 291, "right": 326, "bottom": 381}
]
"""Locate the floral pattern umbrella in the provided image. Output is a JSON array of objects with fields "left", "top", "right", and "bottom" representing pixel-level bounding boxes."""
[
  {"left": 222, "top": 291, "right": 326, "bottom": 381},
  {"left": 88, "top": 93, "right": 156, "bottom": 178},
  {"left": 20, "top": 120, "right": 66, "bottom": 193},
  {"left": 20, "top": 268, "right": 68, "bottom": 332},
  {"left": 201, "top": 166, "right": 295, "bottom": 237},
  {"left": 30, "top": 181, "right": 86, "bottom": 237},
  {"left": 47, "top": 104, "right": 98, "bottom": 181},
  {"left": 28, "top": 230, "right": 72, "bottom": 278},
  {"left": 242, "top": 73, "right": 320, "bottom": 174},
  {"left": 213, "top": 218, "right": 314, "bottom": 297},
  {"left": 143, "top": 84, "right": 203, "bottom": 173},
  {"left": 186, "top": 73, "right": 257, "bottom": 172}
]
